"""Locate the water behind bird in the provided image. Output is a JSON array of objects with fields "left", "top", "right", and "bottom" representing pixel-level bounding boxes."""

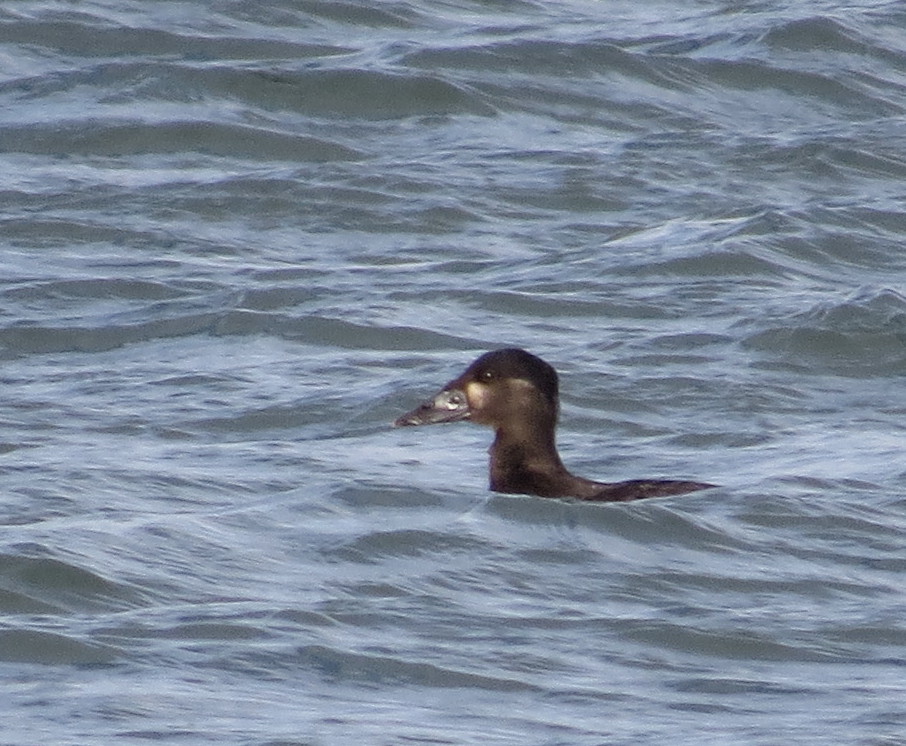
[{"left": 1, "top": 1, "right": 905, "bottom": 744}]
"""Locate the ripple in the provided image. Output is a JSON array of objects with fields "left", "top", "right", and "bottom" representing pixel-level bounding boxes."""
[
  {"left": 743, "top": 287, "right": 906, "bottom": 376},
  {"left": 0, "top": 313, "right": 220, "bottom": 355},
  {"left": 0, "top": 629, "right": 118, "bottom": 665},
  {"left": 3, "top": 120, "right": 364, "bottom": 161},
  {"left": 295, "top": 644, "right": 538, "bottom": 691},
  {"left": 239, "top": 68, "right": 496, "bottom": 119},
  {"left": 1, "top": 1, "right": 906, "bottom": 744},
  {"left": 0, "top": 553, "right": 144, "bottom": 614}
]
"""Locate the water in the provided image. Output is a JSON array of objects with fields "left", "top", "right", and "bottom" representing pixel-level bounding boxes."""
[{"left": 2, "top": 1, "right": 906, "bottom": 744}]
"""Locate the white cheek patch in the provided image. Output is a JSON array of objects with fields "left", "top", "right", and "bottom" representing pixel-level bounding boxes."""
[
  {"left": 466, "top": 377, "right": 535, "bottom": 411},
  {"left": 465, "top": 381, "right": 489, "bottom": 410}
]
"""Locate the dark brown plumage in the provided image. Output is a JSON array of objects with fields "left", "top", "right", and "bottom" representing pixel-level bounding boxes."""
[{"left": 395, "top": 348, "right": 714, "bottom": 502}]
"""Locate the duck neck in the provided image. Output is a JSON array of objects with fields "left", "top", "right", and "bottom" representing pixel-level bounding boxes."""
[{"left": 488, "top": 426, "right": 572, "bottom": 497}]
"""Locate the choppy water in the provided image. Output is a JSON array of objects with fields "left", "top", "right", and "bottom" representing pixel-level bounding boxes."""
[{"left": 2, "top": 1, "right": 906, "bottom": 744}]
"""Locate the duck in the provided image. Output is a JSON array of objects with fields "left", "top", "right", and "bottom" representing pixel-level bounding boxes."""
[{"left": 394, "top": 348, "right": 714, "bottom": 502}]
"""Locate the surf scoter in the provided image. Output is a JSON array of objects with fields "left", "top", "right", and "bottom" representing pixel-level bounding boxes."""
[{"left": 394, "top": 348, "right": 714, "bottom": 502}]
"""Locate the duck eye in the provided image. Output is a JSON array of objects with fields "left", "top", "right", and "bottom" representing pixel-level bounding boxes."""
[{"left": 479, "top": 370, "right": 494, "bottom": 382}]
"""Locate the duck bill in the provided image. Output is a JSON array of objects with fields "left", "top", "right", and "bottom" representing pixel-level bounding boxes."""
[{"left": 394, "top": 387, "right": 471, "bottom": 426}]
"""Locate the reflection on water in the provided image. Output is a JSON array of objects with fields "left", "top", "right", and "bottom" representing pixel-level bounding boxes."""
[{"left": 1, "top": 2, "right": 905, "bottom": 744}]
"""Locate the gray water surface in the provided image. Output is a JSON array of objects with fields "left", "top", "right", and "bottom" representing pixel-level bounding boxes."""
[{"left": 2, "top": 1, "right": 905, "bottom": 744}]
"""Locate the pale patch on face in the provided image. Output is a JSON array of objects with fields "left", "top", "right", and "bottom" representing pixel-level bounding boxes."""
[
  {"left": 464, "top": 381, "right": 489, "bottom": 410},
  {"left": 465, "top": 377, "right": 535, "bottom": 412}
]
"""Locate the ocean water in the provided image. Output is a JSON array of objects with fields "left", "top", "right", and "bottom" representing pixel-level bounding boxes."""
[{"left": 1, "top": 1, "right": 906, "bottom": 744}]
